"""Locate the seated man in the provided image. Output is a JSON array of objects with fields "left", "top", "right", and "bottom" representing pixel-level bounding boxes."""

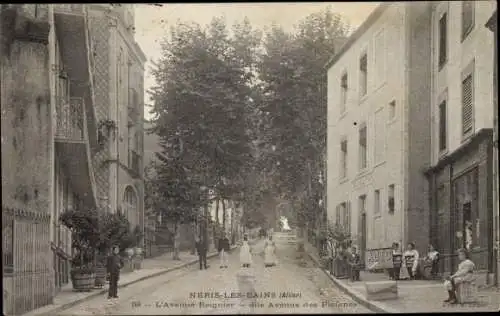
[{"left": 443, "top": 248, "right": 475, "bottom": 304}]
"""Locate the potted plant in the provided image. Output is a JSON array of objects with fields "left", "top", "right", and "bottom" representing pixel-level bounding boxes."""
[
  {"left": 328, "top": 223, "right": 351, "bottom": 279},
  {"left": 60, "top": 208, "right": 100, "bottom": 291}
]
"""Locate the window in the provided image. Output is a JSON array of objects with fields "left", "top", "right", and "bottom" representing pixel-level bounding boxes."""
[
  {"left": 388, "top": 184, "right": 395, "bottom": 214},
  {"left": 438, "top": 13, "right": 447, "bottom": 68},
  {"left": 462, "top": 71, "right": 474, "bottom": 136},
  {"left": 335, "top": 204, "right": 343, "bottom": 226},
  {"left": 359, "top": 53, "right": 368, "bottom": 96},
  {"left": 374, "top": 29, "right": 386, "bottom": 84},
  {"left": 344, "top": 202, "right": 351, "bottom": 235},
  {"left": 374, "top": 189, "right": 381, "bottom": 215},
  {"left": 358, "top": 194, "right": 366, "bottom": 215},
  {"left": 389, "top": 100, "right": 396, "bottom": 120},
  {"left": 359, "top": 125, "right": 367, "bottom": 170},
  {"left": 439, "top": 99, "right": 447, "bottom": 151},
  {"left": 461, "top": 1, "right": 475, "bottom": 41},
  {"left": 374, "top": 109, "right": 385, "bottom": 164},
  {"left": 340, "top": 139, "right": 348, "bottom": 179},
  {"left": 340, "top": 73, "right": 348, "bottom": 113}
]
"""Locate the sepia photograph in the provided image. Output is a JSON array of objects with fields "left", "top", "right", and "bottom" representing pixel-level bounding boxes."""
[{"left": 1, "top": 2, "right": 498, "bottom": 315}]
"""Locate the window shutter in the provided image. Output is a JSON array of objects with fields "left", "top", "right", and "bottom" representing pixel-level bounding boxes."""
[
  {"left": 439, "top": 100, "right": 447, "bottom": 150},
  {"left": 462, "top": 74, "right": 473, "bottom": 135},
  {"left": 336, "top": 205, "right": 341, "bottom": 226},
  {"left": 439, "top": 13, "right": 447, "bottom": 67},
  {"left": 346, "top": 201, "right": 351, "bottom": 235}
]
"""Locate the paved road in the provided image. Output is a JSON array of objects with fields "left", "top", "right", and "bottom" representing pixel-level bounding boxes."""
[{"left": 57, "top": 234, "right": 372, "bottom": 315}]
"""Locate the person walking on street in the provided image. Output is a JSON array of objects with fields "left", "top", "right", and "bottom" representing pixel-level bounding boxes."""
[
  {"left": 196, "top": 236, "right": 208, "bottom": 270},
  {"left": 107, "top": 245, "right": 123, "bottom": 299},
  {"left": 218, "top": 233, "right": 230, "bottom": 268},
  {"left": 240, "top": 234, "right": 253, "bottom": 268}
]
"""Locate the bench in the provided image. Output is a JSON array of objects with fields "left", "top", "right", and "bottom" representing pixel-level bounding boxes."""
[{"left": 365, "top": 281, "right": 398, "bottom": 301}]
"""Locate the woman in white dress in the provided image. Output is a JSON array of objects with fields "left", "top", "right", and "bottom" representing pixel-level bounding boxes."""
[
  {"left": 240, "top": 235, "right": 253, "bottom": 268},
  {"left": 264, "top": 235, "right": 277, "bottom": 267}
]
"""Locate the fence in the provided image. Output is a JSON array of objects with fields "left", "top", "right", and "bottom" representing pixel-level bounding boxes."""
[{"left": 2, "top": 206, "right": 53, "bottom": 315}]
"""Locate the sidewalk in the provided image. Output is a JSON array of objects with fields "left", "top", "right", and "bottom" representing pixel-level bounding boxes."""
[
  {"left": 23, "top": 245, "right": 238, "bottom": 316},
  {"left": 304, "top": 242, "right": 499, "bottom": 313}
]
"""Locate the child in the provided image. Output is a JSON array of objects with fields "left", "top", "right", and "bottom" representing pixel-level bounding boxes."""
[
  {"left": 107, "top": 245, "right": 124, "bottom": 299},
  {"left": 240, "top": 235, "right": 253, "bottom": 268},
  {"left": 349, "top": 246, "right": 361, "bottom": 281}
]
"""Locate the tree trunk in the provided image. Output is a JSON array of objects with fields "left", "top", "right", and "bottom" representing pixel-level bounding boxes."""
[
  {"left": 222, "top": 199, "right": 226, "bottom": 233},
  {"left": 214, "top": 198, "right": 220, "bottom": 241},
  {"left": 173, "top": 221, "right": 181, "bottom": 260},
  {"left": 190, "top": 220, "right": 196, "bottom": 255}
]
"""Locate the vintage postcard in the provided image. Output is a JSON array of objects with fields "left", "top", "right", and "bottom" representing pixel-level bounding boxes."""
[{"left": 1, "top": 2, "right": 498, "bottom": 315}]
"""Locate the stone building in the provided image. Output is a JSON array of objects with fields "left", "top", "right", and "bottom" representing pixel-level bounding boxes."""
[
  {"left": 326, "top": 2, "right": 433, "bottom": 266},
  {"left": 1, "top": 4, "right": 99, "bottom": 314},
  {"left": 485, "top": 9, "right": 498, "bottom": 286},
  {"left": 86, "top": 4, "right": 146, "bottom": 232},
  {"left": 424, "top": 1, "right": 496, "bottom": 282}
]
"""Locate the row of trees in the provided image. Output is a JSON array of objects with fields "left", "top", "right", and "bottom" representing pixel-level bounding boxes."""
[{"left": 146, "top": 7, "right": 350, "bottom": 254}]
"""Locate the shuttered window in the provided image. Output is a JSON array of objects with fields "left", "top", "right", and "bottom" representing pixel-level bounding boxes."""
[
  {"left": 340, "top": 139, "right": 348, "bottom": 179},
  {"left": 335, "top": 205, "right": 341, "bottom": 226},
  {"left": 345, "top": 201, "right": 351, "bottom": 235},
  {"left": 461, "top": 1, "right": 475, "bottom": 40},
  {"left": 462, "top": 74, "right": 473, "bottom": 135},
  {"left": 438, "top": 13, "right": 447, "bottom": 68},
  {"left": 359, "top": 53, "right": 368, "bottom": 96},
  {"left": 439, "top": 100, "right": 447, "bottom": 151},
  {"left": 359, "top": 125, "right": 367, "bottom": 170},
  {"left": 340, "top": 73, "right": 348, "bottom": 113}
]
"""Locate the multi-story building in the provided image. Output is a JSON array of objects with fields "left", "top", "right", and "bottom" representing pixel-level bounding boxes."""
[
  {"left": 425, "top": 1, "right": 496, "bottom": 282},
  {"left": 1, "top": 4, "right": 99, "bottom": 314},
  {"left": 326, "top": 2, "right": 433, "bottom": 266},
  {"left": 485, "top": 9, "right": 498, "bottom": 286},
  {"left": 86, "top": 4, "right": 146, "bottom": 233}
]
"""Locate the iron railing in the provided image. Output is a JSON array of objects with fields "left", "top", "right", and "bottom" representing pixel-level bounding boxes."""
[{"left": 55, "top": 97, "right": 86, "bottom": 141}]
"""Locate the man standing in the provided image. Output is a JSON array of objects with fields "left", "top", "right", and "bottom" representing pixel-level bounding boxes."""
[
  {"left": 107, "top": 245, "right": 123, "bottom": 299},
  {"left": 196, "top": 236, "right": 208, "bottom": 270},
  {"left": 218, "top": 233, "right": 230, "bottom": 268}
]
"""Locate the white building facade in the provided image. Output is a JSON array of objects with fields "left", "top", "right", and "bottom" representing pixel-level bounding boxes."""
[
  {"left": 426, "top": 1, "right": 496, "bottom": 280},
  {"left": 327, "top": 2, "right": 434, "bottom": 266}
]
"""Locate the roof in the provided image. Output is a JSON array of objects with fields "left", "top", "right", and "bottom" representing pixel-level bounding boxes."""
[{"left": 324, "top": 2, "right": 391, "bottom": 70}]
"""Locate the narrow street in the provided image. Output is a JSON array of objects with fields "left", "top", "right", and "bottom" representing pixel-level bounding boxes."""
[{"left": 57, "top": 234, "right": 371, "bottom": 315}]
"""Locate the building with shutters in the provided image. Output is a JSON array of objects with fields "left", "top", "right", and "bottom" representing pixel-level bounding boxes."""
[
  {"left": 424, "top": 1, "right": 496, "bottom": 282},
  {"left": 326, "top": 2, "right": 434, "bottom": 266},
  {"left": 2, "top": 4, "right": 101, "bottom": 314},
  {"left": 86, "top": 4, "right": 146, "bottom": 231}
]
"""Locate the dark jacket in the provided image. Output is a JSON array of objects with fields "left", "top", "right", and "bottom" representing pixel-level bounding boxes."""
[
  {"left": 107, "top": 254, "right": 123, "bottom": 274},
  {"left": 196, "top": 240, "right": 208, "bottom": 255},
  {"left": 218, "top": 237, "right": 230, "bottom": 252}
]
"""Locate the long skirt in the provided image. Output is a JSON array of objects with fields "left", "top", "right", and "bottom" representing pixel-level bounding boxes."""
[{"left": 264, "top": 246, "right": 277, "bottom": 266}]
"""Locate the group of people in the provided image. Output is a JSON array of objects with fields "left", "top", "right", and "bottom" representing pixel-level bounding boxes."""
[
  {"left": 390, "top": 242, "right": 440, "bottom": 280},
  {"left": 195, "top": 233, "right": 278, "bottom": 269}
]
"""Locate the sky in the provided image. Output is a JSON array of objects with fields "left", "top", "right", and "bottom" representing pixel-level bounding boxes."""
[{"left": 134, "top": 2, "right": 380, "bottom": 119}]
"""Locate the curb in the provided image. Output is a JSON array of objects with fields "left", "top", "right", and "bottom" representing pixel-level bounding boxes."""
[
  {"left": 305, "top": 250, "right": 399, "bottom": 314},
  {"left": 26, "top": 246, "right": 238, "bottom": 316}
]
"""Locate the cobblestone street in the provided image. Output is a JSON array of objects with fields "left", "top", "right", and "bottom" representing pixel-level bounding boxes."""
[{"left": 56, "top": 236, "right": 371, "bottom": 315}]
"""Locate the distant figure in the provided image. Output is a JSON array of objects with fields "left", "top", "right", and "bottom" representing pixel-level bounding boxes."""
[
  {"left": 195, "top": 236, "right": 208, "bottom": 270},
  {"left": 404, "top": 242, "right": 419, "bottom": 280},
  {"left": 264, "top": 235, "right": 277, "bottom": 267},
  {"left": 218, "top": 233, "right": 230, "bottom": 269},
  {"left": 348, "top": 246, "right": 361, "bottom": 281},
  {"left": 424, "top": 244, "right": 440, "bottom": 278},
  {"left": 443, "top": 248, "right": 475, "bottom": 304},
  {"left": 240, "top": 235, "right": 253, "bottom": 267},
  {"left": 280, "top": 216, "right": 291, "bottom": 231},
  {"left": 106, "top": 245, "right": 123, "bottom": 299}
]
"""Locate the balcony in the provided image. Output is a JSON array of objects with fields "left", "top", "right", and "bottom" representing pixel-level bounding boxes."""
[
  {"left": 128, "top": 149, "right": 141, "bottom": 178},
  {"left": 55, "top": 97, "right": 97, "bottom": 207},
  {"left": 54, "top": 4, "right": 98, "bottom": 149}
]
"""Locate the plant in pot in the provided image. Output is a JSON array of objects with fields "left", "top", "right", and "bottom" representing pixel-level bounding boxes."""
[
  {"left": 328, "top": 223, "right": 351, "bottom": 279},
  {"left": 60, "top": 208, "right": 100, "bottom": 291}
]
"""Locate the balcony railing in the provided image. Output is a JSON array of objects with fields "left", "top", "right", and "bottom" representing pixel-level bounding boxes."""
[
  {"left": 129, "top": 149, "right": 141, "bottom": 176},
  {"left": 56, "top": 97, "right": 86, "bottom": 141},
  {"left": 53, "top": 4, "right": 84, "bottom": 15}
]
